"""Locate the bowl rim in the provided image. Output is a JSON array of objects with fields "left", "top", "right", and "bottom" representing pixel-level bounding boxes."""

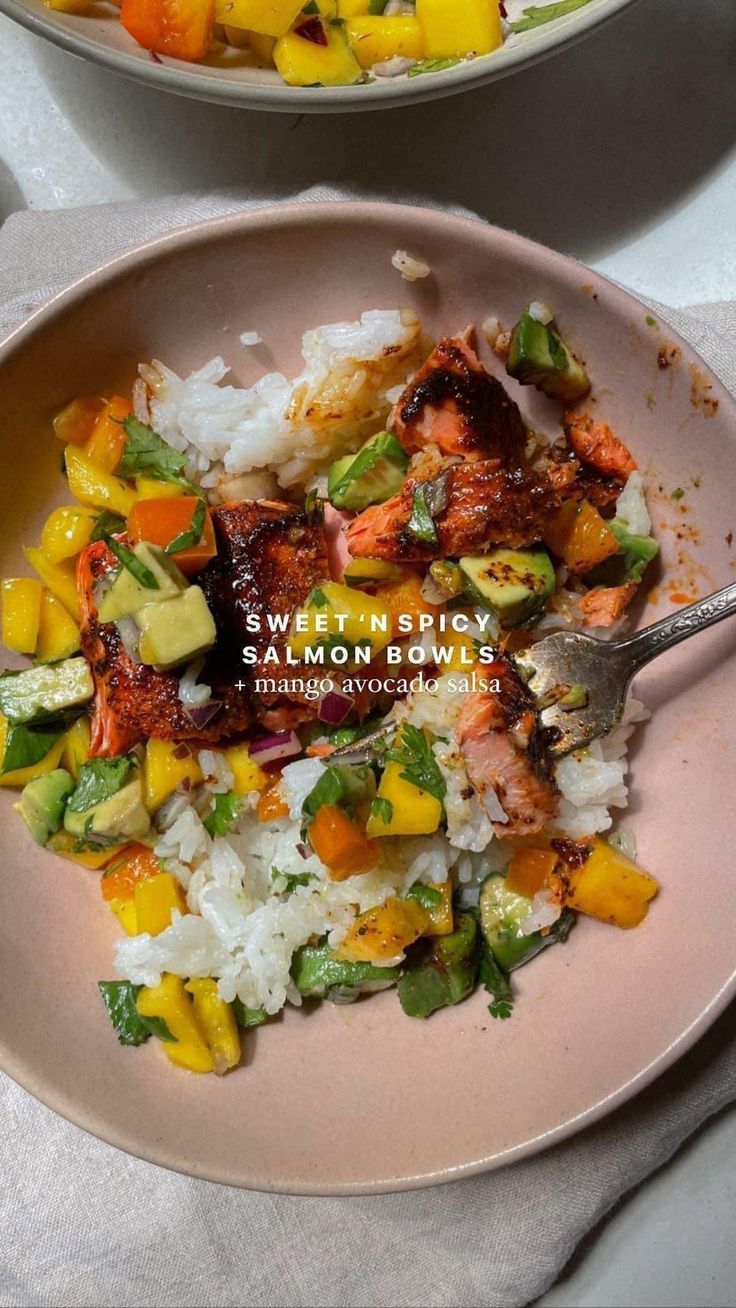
[
  {"left": 1, "top": 200, "right": 735, "bottom": 1194},
  {"left": 0, "top": 0, "right": 639, "bottom": 112}
]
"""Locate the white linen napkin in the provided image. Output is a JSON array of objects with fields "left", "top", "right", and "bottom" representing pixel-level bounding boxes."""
[{"left": 0, "top": 192, "right": 734, "bottom": 1308}]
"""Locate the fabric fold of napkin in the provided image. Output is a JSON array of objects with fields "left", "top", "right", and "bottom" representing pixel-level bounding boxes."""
[{"left": 0, "top": 191, "right": 734, "bottom": 1308}]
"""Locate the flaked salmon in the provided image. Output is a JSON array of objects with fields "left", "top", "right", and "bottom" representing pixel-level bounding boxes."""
[
  {"left": 345, "top": 461, "right": 561, "bottom": 561},
  {"left": 78, "top": 540, "right": 251, "bottom": 758},
  {"left": 564, "top": 412, "right": 636, "bottom": 480},
  {"left": 457, "top": 654, "right": 559, "bottom": 837},
  {"left": 579, "top": 582, "right": 638, "bottom": 627},
  {"left": 391, "top": 336, "right": 526, "bottom": 464}
]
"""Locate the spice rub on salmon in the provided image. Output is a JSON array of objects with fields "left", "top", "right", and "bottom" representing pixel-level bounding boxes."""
[
  {"left": 198, "top": 500, "right": 327, "bottom": 727},
  {"left": 345, "top": 461, "right": 562, "bottom": 562},
  {"left": 391, "top": 336, "right": 527, "bottom": 464},
  {"left": 78, "top": 540, "right": 251, "bottom": 758},
  {"left": 457, "top": 653, "right": 559, "bottom": 838}
]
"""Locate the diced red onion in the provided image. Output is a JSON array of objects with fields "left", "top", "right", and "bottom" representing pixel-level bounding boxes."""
[
  {"left": 420, "top": 571, "right": 448, "bottom": 605},
  {"left": 178, "top": 658, "right": 212, "bottom": 708},
  {"left": 296, "top": 842, "right": 310, "bottom": 861},
  {"left": 132, "top": 378, "right": 150, "bottom": 423},
  {"left": 373, "top": 56, "right": 416, "bottom": 78},
  {"left": 183, "top": 701, "right": 222, "bottom": 730},
  {"left": 317, "top": 689, "right": 354, "bottom": 726},
  {"left": 249, "top": 730, "right": 302, "bottom": 764},
  {"left": 115, "top": 617, "right": 142, "bottom": 664},
  {"left": 149, "top": 49, "right": 163, "bottom": 63}
]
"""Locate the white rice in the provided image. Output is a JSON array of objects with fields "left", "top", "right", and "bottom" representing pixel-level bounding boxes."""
[{"left": 142, "top": 309, "right": 424, "bottom": 491}]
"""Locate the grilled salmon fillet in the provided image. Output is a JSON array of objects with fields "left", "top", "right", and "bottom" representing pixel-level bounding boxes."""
[
  {"left": 198, "top": 500, "right": 327, "bottom": 728},
  {"left": 579, "top": 582, "right": 638, "bottom": 627},
  {"left": 391, "top": 336, "right": 527, "bottom": 464},
  {"left": 78, "top": 540, "right": 251, "bottom": 758},
  {"left": 456, "top": 654, "right": 559, "bottom": 838},
  {"left": 345, "top": 461, "right": 561, "bottom": 562}
]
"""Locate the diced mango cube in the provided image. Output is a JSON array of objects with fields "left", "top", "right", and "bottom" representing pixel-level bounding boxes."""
[
  {"left": 289, "top": 580, "right": 391, "bottom": 662},
  {"left": 107, "top": 896, "right": 139, "bottom": 935},
  {"left": 337, "top": 896, "right": 429, "bottom": 963},
  {"left": 1, "top": 579, "right": 42, "bottom": 654},
  {"left": 274, "top": 22, "right": 362, "bottom": 87},
  {"left": 215, "top": 0, "right": 303, "bottom": 36},
  {"left": 566, "top": 837, "right": 658, "bottom": 929},
  {"left": 186, "top": 979, "right": 241, "bottom": 1073},
  {"left": 137, "top": 974, "right": 214, "bottom": 1073},
  {"left": 23, "top": 549, "right": 81, "bottom": 623},
  {"left": 225, "top": 742, "right": 268, "bottom": 795},
  {"left": 40, "top": 505, "right": 99, "bottom": 565},
  {"left": 62, "top": 715, "right": 91, "bottom": 780},
  {"left": 52, "top": 395, "right": 104, "bottom": 446},
  {"left": 36, "top": 591, "right": 81, "bottom": 662},
  {"left": 64, "top": 445, "right": 137, "bottom": 517},
  {"left": 422, "top": 878, "right": 453, "bottom": 935},
  {"left": 84, "top": 396, "right": 131, "bottom": 473},
  {"left": 143, "top": 737, "right": 204, "bottom": 813},
  {"left": 135, "top": 476, "right": 184, "bottom": 500},
  {"left": 366, "top": 725, "right": 443, "bottom": 837},
  {"left": 416, "top": 0, "right": 501, "bottom": 58},
  {"left": 134, "top": 871, "right": 187, "bottom": 936},
  {"left": 346, "top": 16, "right": 424, "bottom": 68}
]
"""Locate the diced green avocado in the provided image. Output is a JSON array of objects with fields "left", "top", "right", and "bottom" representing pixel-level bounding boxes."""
[
  {"left": 64, "top": 775, "right": 150, "bottom": 844},
  {"left": 460, "top": 548, "right": 554, "bottom": 627},
  {"left": 479, "top": 873, "right": 575, "bottom": 972},
  {"left": 0, "top": 657, "right": 93, "bottom": 726},
  {"left": 506, "top": 309, "right": 590, "bottom": 402},
  {"left": 588, "top": 521, "right": 659, "bottom": 588},
  {"left": 97, "top": 542, "right": 187, "bottom": 623},
  {"left": 291, "top": 942, "right": 400, "bottom": 1001},
  {"left": 397, "top": 911, "right": 479, "bottom": 1019},
  {"left": 327, "top": 431, "right": 409, "bottom": 511},
  {"left": 135, "top": 584, "right": 216, "bottom": 671},
  {"left": 15, "top": 769, "right": 75, "bottom": 845}
]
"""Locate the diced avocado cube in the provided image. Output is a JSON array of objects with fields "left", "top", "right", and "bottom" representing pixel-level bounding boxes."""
[
  {"left": 397, "top": 912, "right": 479, "bottom": 1019},
  {"left": 327, "top": 431, "right": 409, "bottom": 511},
  {"left": 460, "top": 548, "right": 554, "bottom": 628},
  {"left": 0, "top": 657, "right": 94, "bottom": 725},
  {"left": 291, "top": 942, "right": 399, "bottom": 999},
  {"left": 64, "top": 775, "right": 150, "bottom": 844},
  {"left": 479, "top": 873, "right": 574, "bottom": 972},
  {"left": 506, "top": 309, "right": 590, "bottom": 402},
  {"left": 136, "top": 585, "right": 216, "bottom": 671},
  {"left": 15, "top": 768, "right": 75, "bottom": 845},
  {"left": 97, "top": 542, "right": 188, "bottom": 623}
]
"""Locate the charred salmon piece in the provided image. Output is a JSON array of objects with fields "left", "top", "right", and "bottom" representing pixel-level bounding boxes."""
[
  {"left": 579, "top": 581, "right": 638, "bottom": 628},
  {"left": 564, "top": 412, "right": 636, "bottom": 480},
  {"left": 78, "top": 541, "right": 251, "bottom": 758},
  {"left": 456, "top": 654, "right": 559, "bottom": 838},
  {"left": 198, "top": 500, "right": 327, "bottom": 722},
  {"left": 345, "top": 461, "right": 561, "bottom": 562},
  {"left": 546, "top": 449, "right": 622, "bottom": 511},
  {"left": 391, "top": 336, "right": 527, "bottom": 464}
]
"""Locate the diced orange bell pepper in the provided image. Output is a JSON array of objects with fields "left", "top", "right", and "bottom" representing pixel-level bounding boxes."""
[
  {"left": 84, "top": 396, "right": 131, "bottom": 474},
  {"left": 127, "top": 496, "right": 217, "bottom": 576},
  {"left": 543, "top": 498, "right": 619, "bottom": 575},
  {"left": 100, "top": 843, "right": 162, "bottom": 904},
  {"left": 309, "top": 803, "right": 378, "bottom": 880},
  {"left": 506, "top": 846, "right": 560, "bottom": 899},
  {"left": 257, "top": 777, "right": 289, "bottom": 822},
  {"left": 53, "top": 395, "right": 105, "bottom": 447},
  {"left": 120, "top": 0, "right": 216, "bottom": 61},
  {"left": 376, "top": 569, "right": 438, "bottom": 638}
]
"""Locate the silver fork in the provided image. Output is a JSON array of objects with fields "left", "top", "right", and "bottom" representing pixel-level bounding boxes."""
[{"left": 330, "top": 582, "right": 736, "bottom": 764}]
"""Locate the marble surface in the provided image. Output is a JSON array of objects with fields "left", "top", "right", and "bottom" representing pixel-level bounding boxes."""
[{"left": 1, "top": 1, "right": 735, "bottom": 1304}]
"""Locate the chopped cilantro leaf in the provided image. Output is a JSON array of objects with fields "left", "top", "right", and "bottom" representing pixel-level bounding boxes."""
[
  {"left": 308, "top": 586, "right": 329, "bottom": 609},
  {"left": 107, "top": 538, "right": 160, "bottom": 589},
  {"left": 90, "top": 510, "right": 126, "bottom": 543},
  {"left": 67, "top": 756, "right": 134, "bottom": 813},
  {"left": 510, "top": 0, "right": 594, "bottom": 34},
  {"left": 406, "top": 883, "right": 443, "bottom": 910},
  {"left": 119, "top": 416, "right": 202, "bottom": 494},
  {"left": 203, "top": 792, "right": 244, "bottom": 838},
  {"left": 370, "top": 797, "right": 393, "bottom": 826},
  {"left": 478, "top": 941, "right": 514, "bottom": 1020},
  {"left": 98, "top": 980, "right": 176, "bottom": 1045},
  {"left": 406, "top": 485, "right": 439, "bottom": 545},
  {"left": 387, "top": 723, "right": 446, "bottom": 805}
]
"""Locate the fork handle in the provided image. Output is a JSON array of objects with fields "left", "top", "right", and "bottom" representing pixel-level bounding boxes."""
[{"left": 615, "top": 580, "right": 736, "bottom": 674}]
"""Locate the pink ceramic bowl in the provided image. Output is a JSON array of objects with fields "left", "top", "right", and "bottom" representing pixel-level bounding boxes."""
[{"left": 1, "top": 202, "right": 734, "bottom": 1194}]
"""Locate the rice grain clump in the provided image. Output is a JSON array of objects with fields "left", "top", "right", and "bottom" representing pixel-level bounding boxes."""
[
  {"left": 141, "top": 309, "right": 425, "bottom": 492},
  {"left": 391, "top": 249, "right": 432, "bottom": 281}
]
